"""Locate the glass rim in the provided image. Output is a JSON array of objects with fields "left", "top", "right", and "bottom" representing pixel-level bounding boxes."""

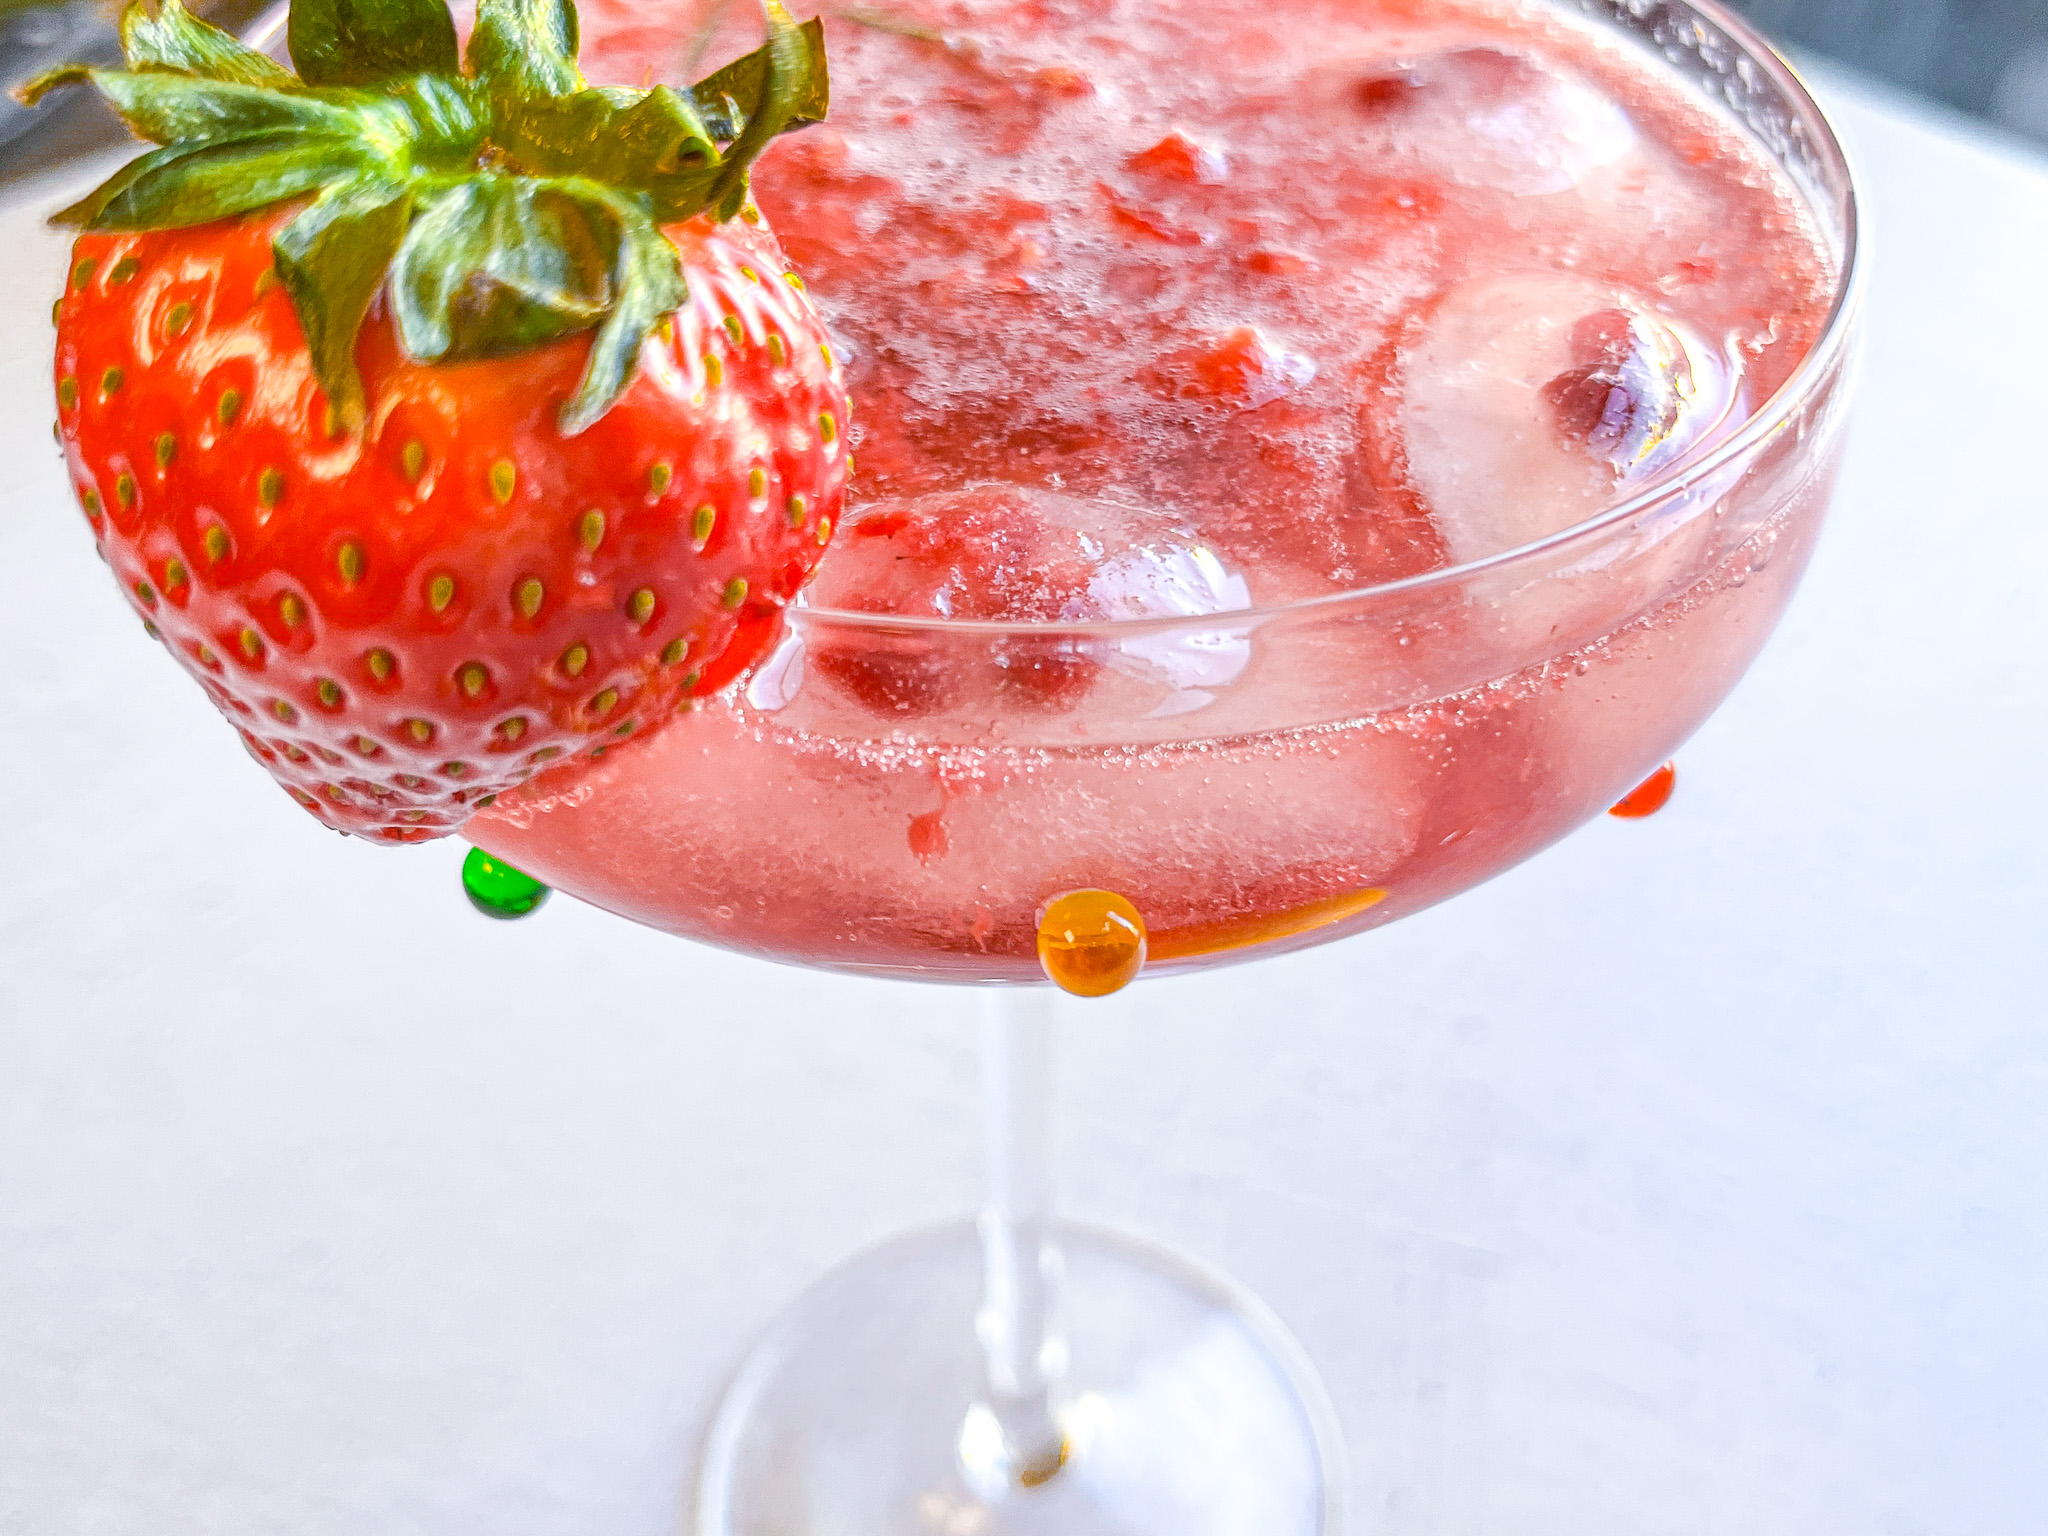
[{"left": 796, "top": 0, "right": 1864, "bottom": 640}]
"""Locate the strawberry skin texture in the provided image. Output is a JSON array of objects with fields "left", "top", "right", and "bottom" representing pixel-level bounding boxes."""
[{"left": 56, "top": 205, "right": 848, "bottom": 841}]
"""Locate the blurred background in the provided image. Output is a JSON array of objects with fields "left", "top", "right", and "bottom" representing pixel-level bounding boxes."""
[
  {"left": 7, "top": 0, "right": 2048, "bottom": 173},
  {"left": 1728, "top": 0, "right": 2048, "bottom": 142}
]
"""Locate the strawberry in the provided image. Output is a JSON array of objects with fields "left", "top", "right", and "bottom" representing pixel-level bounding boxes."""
[{"left": 31, "top": 0, "right": 848, "bottom": 841}]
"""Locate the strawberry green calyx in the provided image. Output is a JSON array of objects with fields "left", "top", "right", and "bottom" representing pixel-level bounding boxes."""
[{"left": 23, "top": 0, "right": 829, "bottom": 434}]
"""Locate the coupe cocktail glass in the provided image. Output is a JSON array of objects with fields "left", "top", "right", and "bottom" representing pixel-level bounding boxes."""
[{"left": 472, "top": 0, "right": 1861, "bottom": 1529}]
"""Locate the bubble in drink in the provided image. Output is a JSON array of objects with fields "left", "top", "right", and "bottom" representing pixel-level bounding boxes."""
[
  {"left": 1037, "top": 889, "right": 1147, "bottom": 997},
  {"left": 1608, "top": 761, "right": 1677, "bottom": 819},
  {"left": 463, "top": 847, "right": 551, "bottom": 918}
]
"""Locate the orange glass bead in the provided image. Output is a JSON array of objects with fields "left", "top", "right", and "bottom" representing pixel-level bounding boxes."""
[
  {"left": 1609, "top": 761, "right": 1677, "bottom": 819},
  {"left": 1037, "top": 889, "right": 1147, "bottom": 997}
]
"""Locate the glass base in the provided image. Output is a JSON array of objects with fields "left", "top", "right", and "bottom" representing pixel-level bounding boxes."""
[{"left": 696, "top": 1219, "right": 1345, "bottom": 1535}]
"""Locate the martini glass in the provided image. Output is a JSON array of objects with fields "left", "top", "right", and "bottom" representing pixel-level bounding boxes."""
[{"left": 469, "top": 0, "right": 1861, "bottom": 1529}]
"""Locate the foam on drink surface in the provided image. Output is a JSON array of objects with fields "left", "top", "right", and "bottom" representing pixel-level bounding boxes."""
[{"left": 573, "top": 0, "right": 1829, "bottom": 605}]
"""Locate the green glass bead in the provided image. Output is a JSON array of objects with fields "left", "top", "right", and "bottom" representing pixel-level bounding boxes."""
[{"left": 462, "top": 846, "right": 549, "bottom": 920}]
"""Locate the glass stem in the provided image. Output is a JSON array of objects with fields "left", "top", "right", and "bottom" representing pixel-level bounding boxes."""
[{"left": 975, "top": 986, "right": 1067, "bottom": 1484}]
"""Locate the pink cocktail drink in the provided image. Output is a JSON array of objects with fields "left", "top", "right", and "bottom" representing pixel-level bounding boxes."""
[{"left": 474, "top": 0, "right": 1853, "bottom": 979}]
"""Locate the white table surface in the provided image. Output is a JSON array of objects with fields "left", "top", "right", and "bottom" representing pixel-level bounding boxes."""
[{"left": 3, "top": 66, "right": 2044, "bottom": 1536}]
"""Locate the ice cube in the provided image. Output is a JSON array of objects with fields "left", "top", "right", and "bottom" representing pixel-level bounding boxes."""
[
  {"left": 807, "top": 483, "right": 1106, "bottom": 626},
  {"left": 1398, "top": 273, "right": 1741, "bottom": 566},
  {"left": 801, "top": 482, "right": 1255, "bottom": 717},
  {"left": 1348, "top": 46, "right": 1637, "bottom": 196},
  {"left": 1080, "top": 540, "right": 1253, "bottom": 705},
  {"left": 742, "top": 625, "right": 808, "bottom": 713}
]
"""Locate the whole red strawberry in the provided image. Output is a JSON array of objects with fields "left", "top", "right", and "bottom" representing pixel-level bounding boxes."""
[{"left": 33, "top": 0, "right": 847, "bottom": 841}]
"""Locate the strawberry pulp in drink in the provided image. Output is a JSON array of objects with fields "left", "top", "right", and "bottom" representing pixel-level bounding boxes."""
[{"left": 473, "top": 0, "right": 1849, "bottom": 977}]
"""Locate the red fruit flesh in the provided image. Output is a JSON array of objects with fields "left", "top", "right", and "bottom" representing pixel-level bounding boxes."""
[
  {"left": 57, "top": 207, "right": 848, "bottom": 840},
  {"left": 1127, "top": 130, "right": 1230, "bottom": 185}
]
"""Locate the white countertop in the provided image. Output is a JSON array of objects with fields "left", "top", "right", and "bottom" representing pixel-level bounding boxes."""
[{"left": 3, "top": 66, "right": 2044, "bottom": 1535}]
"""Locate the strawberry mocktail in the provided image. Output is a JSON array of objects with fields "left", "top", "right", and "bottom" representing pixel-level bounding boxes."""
[{"left": 474, "top": 0, "right": 1852, "bottom": 979}]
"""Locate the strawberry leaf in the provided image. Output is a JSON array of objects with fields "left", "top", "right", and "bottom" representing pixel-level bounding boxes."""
[
  {"left": 703, "top": 2, "right": 816, "bottom": 218},
  {"left": 26, "top": 67, "right": 364, "bottom": 144},
  {"left": 495, "top": 83, "right": 720, "bottom": 199},
  {"left": 274, "top": 178, "right": 415, "bottom": 429},
  {"left": 557, "top": 184, "right": 688, "bottom": 435},
  {"left": 689, "top": 11, "right": 827, "bottom": 140},
  {"left": 121, "top": 0, "right": 296, "bottom": 87},
  {"left": 79, "top": 133, "right": 370, "bottom": 229},
  {"left": 49, "top": 138, "right": 214, "bottom": 226},
  {"left": 467, "top": 0, "right": 583, "bottom": 100},
  {"left": 380, "top": 72, "right": 487, "bottom": 153},
  {"left": 390, "top": 176, "right": 614, "bottom": 363},
  {"left": 289, "top": 0, "right": 461, "bottom": 89}
]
